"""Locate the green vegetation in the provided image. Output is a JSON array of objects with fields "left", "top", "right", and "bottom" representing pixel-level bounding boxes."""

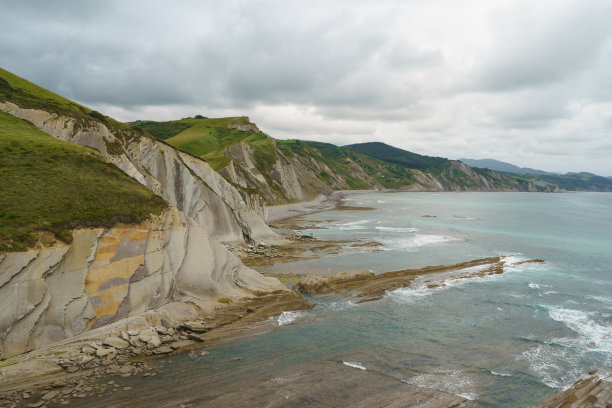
[
  {"left": 277, "top": 140, "right": 416, "bottom": 189},
  {"left": 0, "top": 111, "right": 167, "bottom": 253},
  {"left": 507, "top": 172, "right": 612, "bottom": 192},
  {"left": 0, "top": 68, "right": 144, "bottom": 146},
  {"left": 130, "top": 120, "right": 192, "bottom": 140},
  {"left": 348, "top": 142, "right": 448, "bottom": 171},
  {"left": 131, "top": 116, "right": 264, "bottom": 171}
]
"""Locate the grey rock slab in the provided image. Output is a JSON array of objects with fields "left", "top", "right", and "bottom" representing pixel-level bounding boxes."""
[
  {"left": 95, "top": 347, "right": 115, "bottom": 357},
  {"left": 170, "top": 340, "right": 196, "bottom": 349},
  {"left": 102, "top": 336, "right": 129, "bottom": 349},
  {"left": 42, "top": 390, "right": 60, "bottom": 400},
  {"left": 152, "top": 346, "right": 173, "bottom": 354}
]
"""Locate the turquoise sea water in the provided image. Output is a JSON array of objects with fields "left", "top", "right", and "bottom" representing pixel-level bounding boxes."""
[{"left": 75, "top": 192, "right": 612, "bottom": 407}]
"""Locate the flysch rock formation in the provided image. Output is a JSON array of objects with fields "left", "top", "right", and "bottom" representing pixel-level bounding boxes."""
[
  {"left": 0, "top": 102, "right": 296, "bottom": 359},
  {"left": 0, "top": 101, "right": 282, "bottom": 246},
  {"left": 0, "top": 206, "right": 288, "bottom": 359}
]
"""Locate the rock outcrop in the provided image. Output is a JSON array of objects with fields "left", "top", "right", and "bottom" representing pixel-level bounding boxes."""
[
  {"left": 534, "top": 369, "right": 612, "bottom": 408},
  {"left": 0, "top": 102, "right": 281, "bottom": 246},
  {"left": 0, "top": 207, "right": 287, "bottom": 359}
]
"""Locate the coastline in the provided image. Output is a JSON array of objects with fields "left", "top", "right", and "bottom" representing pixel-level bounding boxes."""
[
  {"left": 2, "top": 191, "right": 610, "bottom": 407},
  {"left": 264, "top": 189, "right": 377, "bottom": 224}
]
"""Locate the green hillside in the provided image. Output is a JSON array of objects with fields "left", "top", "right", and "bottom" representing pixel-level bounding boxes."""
[
  {"left": 0, "top": 67, "right": 138, "bottom": 145},
  {"left": 0, "top": 111, "right": 166, "bottom": 252},
  {"left": 348, "top": 142, "right": 448, "bottom": 171},
  {"left": 131, "top": 116, "right": 268, "bottom": 170},
  {"left": 508, "top": 172, "right": 612, "bottom": 192},
  {"left": 277, "top": 140, "right": 415, "bottom": 189}
]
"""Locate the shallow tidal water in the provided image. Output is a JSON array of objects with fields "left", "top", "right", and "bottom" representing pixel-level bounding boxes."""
[{"left": 70, "top": 192, "right": 612, "bottom": 407}]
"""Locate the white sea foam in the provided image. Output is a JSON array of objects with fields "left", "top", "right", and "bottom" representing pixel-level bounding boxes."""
[
  {"left": 388, "top": 287, "right": 432, "bottom": 304},
  {"left": 326, "top": 300, "right": 357, "bottom": 311},
  {"left": 490, "top": 371, "right": 512, "bottom": 377},
  {"left": 374, "top": 226, "right": 419, "bottom": 233},
  {"left": 586, "top": 295, "right": 612, "bottom": 304},
  {"left": 337, "top": 220, "right": 370, "bottom": 230},
  {"left": 277, "top": 311, "right": 307, "bottom": 326},
  {"left": 343, "top": 361, "right": 366, "bottom": 370},
  {"left": 528, "top": 283, "right": 540, "bottom": 289},
  {"left": 517, "top": 345, "right": 581, "bottom": 389},
  {"left": 383, "top": 234, "right": 456, "bottom": 251},
  {"left": 547, "top": 306, "right": 612, "bottom": 353},
  {"left": 406, "top": 368, "right": 476, "bottom": 400}
]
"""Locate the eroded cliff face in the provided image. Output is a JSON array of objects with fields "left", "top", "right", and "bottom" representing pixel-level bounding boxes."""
[
  {"left": 0, "top": 207, "right": 287, "bottom": 358},
  {"left": 215, "top": 139, "right": 550, "bottom": 206},
  {"left": 0, "top": 102, "right": 282, "bottom": 246}
]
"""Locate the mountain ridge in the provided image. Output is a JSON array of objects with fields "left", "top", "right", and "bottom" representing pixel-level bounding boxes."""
[{"left": 461, "top": 157, "right": 612, "bottom": 191}]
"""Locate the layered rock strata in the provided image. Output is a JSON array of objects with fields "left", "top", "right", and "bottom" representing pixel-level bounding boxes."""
[
  {"left": 0, "top": 207, "right": 288, "bottom": 359},
  {"left": 0, "top": 102, "right": 280, "bottom": 246}
]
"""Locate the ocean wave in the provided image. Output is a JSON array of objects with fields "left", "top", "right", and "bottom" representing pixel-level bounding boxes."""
[
  {"left": 528, "top": 283, "right": 540, "bottom": 289},
  {"left": 277, "top": 311, "right": 307, "bottom": 326},
  {"left": 516, "top": 344, "right": 582, "bottom": 389},
  {"left": 388, "top": 287, "right": 432, "bottom": 304},
  {"left": 342, "top": 361, "right": 366, "bottom": 370},
  {"left": 382, "top": 234, "right": 456, "bottom": 251},
  {"left": 547, "top": 306, "right": 612, "bottom": 353},
  {"left": 490, "top": 371, "right": 512, "bottom": 377},
  {"left": 405, "top": 368, "right": 476, "bottom": 400},
  {"left": 336, "top": 220, "right": 371, "bottom": 230},
  {"left": 586, "top": 295, "right": 612, "bottom": 304},
  {"left": 325, "top": 300, "right": 358, "bottom": 311},
  {"left": 374, "top": 226, "right": 419, "bottom": 233}
]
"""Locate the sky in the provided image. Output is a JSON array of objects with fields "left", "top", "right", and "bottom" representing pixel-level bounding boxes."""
[{"left": 1, "top": 0, "right": 612, "bottom": 175}]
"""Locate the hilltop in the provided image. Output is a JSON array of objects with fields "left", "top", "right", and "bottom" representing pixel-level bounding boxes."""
[
  {"left": 132, "top": 118, "right": 552, "bottom": 204},
  {"left": 462, "top": 157, "right": 612, "bottom": 191},
  {"left": 0, "top": 78, "right": 166, "bottom": 252}
]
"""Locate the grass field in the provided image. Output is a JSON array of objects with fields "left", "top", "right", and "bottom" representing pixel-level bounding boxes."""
[
  {"left": 132, "top": 116, "right": 265, "bottom": 171},
  {"left": 0, "top": 111, "right": 167, "bottom": 252}
]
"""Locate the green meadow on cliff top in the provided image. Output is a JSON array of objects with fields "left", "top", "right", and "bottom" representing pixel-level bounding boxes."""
[
  {"left": 131, "top": 116, "right": 272, "bottom": 171},
  {"left": 0, "top": 111, "right": 166, "bottom": 253}
]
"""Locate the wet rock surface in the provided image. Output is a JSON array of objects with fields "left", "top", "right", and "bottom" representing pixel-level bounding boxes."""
[
  {"left": 534, "top": 369, "right": 612, "bottom": 408},
  {"left": 293, "top": 257, "right": 545, "bottom": 301}
]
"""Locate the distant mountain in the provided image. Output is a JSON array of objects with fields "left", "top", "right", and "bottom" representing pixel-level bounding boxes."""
[
  {"left": 459, "top": 158, "right": 554, "bottom": 175},
  {"left": 460, "top": 158, "right": 612, "bottom": 192}
]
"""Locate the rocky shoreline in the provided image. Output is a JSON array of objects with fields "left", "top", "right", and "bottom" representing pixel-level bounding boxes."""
[
  {"left": 2, "top": 196, "right": 610, "bottom": 408},
  {"left": 534, "top": 369, "right": 612, "bottom": 408},
  {"left": 292, "top": 256, "right": 545, "bottom": 303},
  {"left": 0, "top": 291, "right": 311, "bottom": 408}
]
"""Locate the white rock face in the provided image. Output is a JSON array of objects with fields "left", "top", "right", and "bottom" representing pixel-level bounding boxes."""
[
  {"left": 0, "top": 207, "right": 287, "bottom": 358},
  {"left": 0, "top": 102, "right": 282, "bottom": 246},
  {"left": 0, "top": 103, "right": 294, "bottom": 358}
]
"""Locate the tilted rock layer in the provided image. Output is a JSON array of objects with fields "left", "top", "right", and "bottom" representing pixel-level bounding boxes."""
[
  {"left": 0, "top": 207, "right": 286, "bottom": 359},
  {"left": 0, "top": 102, "right": 281, "bottom": 246}
]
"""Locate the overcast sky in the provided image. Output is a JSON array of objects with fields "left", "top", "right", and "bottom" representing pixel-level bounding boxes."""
[{"left": 2, "top": 0, "right": 612, "bottom": 175}]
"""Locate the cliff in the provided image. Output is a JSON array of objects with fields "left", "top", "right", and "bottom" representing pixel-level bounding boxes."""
[
  {"left": 0, "top": 101, "right": 281, "bottom": 246},
  {"left": 133, "top": 117, "right": 556, "bottom": 206},
  {"left": 0, "top": 69, "right": 292, "bottom": 359},
  {"left": 0, "top": 207, "right": 288, "bottom": 358}
]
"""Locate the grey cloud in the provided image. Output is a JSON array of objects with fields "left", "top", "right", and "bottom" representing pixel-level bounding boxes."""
[
  {"left": 1, "top": 0, "right": 612, "bottom": 175},
  {"left": 473, "top": 2, "right": 612, "bottom": 92}
]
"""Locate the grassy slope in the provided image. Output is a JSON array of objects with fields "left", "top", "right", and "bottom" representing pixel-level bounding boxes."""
[
  {"left": 0, "top": 111, "right": 167, "bottom": 252},
  {"left": 0, "top": 67, "right": 139, "bottom": 146},
  {"left": 131, "top": 117, "right": 265, "bottom": 171},
  {"left": 277, "top": 140, "right": 415, "bottom": 189},
  {"left": 348, "top": 142, "right": 448, "bottom": 171},
  {"left": 509, "top": 172, "right": 612, "bottom": 191}
]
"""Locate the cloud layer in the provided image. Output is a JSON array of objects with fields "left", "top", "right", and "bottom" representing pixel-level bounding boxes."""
[{"left": 2, "top": 0, "right": 611, "bottom": 174}]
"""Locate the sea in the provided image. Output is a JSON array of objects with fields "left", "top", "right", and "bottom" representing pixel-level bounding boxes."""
[{"left": 73, "top": 192, "right": 612, "bottom": 407}]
